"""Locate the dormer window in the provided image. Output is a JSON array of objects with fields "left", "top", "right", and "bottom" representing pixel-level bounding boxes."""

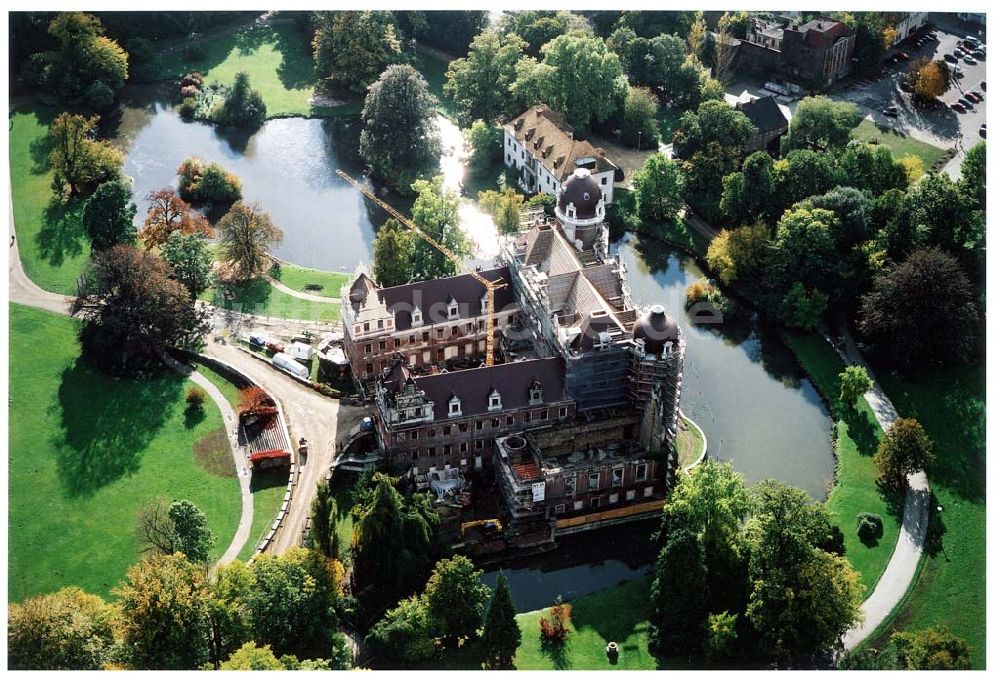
[
  {"left": 448, "top": 395, "right": 462, "bottom": 417},
  {"left": 488, "top": 389, "right": 502, "bottom": 412},
  {"left": 529, "top": 381, "right": 543, "bottom": 405},
  {"left": 447, "top": 298, "right": 459, "bottom": 319},
  {"left": 411, "top": 307, "right": 423, "bottom": 326}
]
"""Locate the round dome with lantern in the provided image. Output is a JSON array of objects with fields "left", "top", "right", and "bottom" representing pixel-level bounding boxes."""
[
  {"left": 632, "top": 304, "right": 680, "bottom": 354},
  {"left": 557, "top": 167, "right": 604, "bottom": 222}
]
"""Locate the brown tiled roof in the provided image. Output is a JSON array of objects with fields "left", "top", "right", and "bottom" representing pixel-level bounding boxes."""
[
  {"left": 375, "top": 268, "right": 515, "bottom": 331},
  {"left": 505, "top": 105, "right": 618, "bottom": 181},
  {"left": 404, "top": 357, "right": 567, "bottom": 420},
  {"left": 736, "top": 96, "right": 789, "bottom": 134}
]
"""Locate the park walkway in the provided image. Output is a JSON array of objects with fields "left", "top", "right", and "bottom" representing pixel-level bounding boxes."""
[{"left": 826, "top": 329, "right": 931, "bottom": 651}]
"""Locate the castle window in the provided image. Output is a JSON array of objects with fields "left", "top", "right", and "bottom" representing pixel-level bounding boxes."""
[
  {"left": 448, "top": 396, "right": 462, "bottom": 417},
  {"left": 626, "top": 489, "right": 636, "bottom": 501},
  {"left": 636, "top": 464, "right": 648, "bottom": 482},
  {"left": 590, "top": 497, "right": 600, "bottom": 509},
  {"left": 411, "top": 307, "right": 423, "bottom": 326},
  {"left": 555, "top": 504, "right": 566, "bottom": 514},
  {"left": 460, "top": 442, "right": 468, "bottom": 453},
  {"left": 588, "top": 472, "right": 600, "bottom": 490},
  {"left": 428, "top": 428, "right": 436, "bottom": 438},
  {"left": 529, "top": 383, "right": 543, "bottom": 405},
  {"left": 488, "top": 389, "right": 502, "bottom": 412},
  {"left": 377, "top": 319, "right": 384, "bottom": 329},
  {"left": 612, "top": 467, "right": 623, "bottom": 487},
  {"left": 480, "top": 295, "right": 488, "bottom": 315},
  {"left": 610, "top": 493, "right": 619, "bottom": 504},
  {"left": 644, "top": 486, "right": 654, "bottom": 497},
  {"left": 447, "top": 298, "right": 459, "bottom": 319},
  {"left": 476, "top": 420, "right": 484, "bottom": 431},
  {"left": 444, "top": 425, "right": 452, "bottom": 435},
  {"left": 559, "top": 406, "right": 568, "bottom": 418},
  {"left": 565, "top": 476, "right": 576, "bottom": 496},
  {"left": 394, "top": 338, "right": 401, "bottom": 348},
  {"left": 363, "top": 322, "right": 370, "bottom": 332},
  {"left": 410, "top": 431, "right": 418, "bottom": 440}
]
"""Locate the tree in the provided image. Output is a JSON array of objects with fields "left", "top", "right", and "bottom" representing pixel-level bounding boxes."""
[
  {"left": 205, "top": 561, "right": 255, "bottom": 669},
  {"left": 8, "top": 587, "right": 114, "bottom": 670},
  {"left": 169, "top": 500, "right": 214, "bottom": 563},
  {"left": 141, "top": 188, "right": 212, "bottom": 249},
  {"left": 511, "top": 33, "right": 627, "bottom": 129},
  {"left": 114, "top": 553, "right": 211, "bottom": 669},
  {"left": 713, "top": 12, "right": 739, "bottom": 85},
  {"left": 781, "top": 96, "right": 860, "bottom": 154},
  {"left": 310, "top": 481, "right": 339, "bottom": 559},
  {"left": 82, "top": 178, "right": 137, "bottom": 250},
  {"left": 839, "top": 141, "right": 908, "bottom": 197},
  {"left": 400, "top": 10, "right": 489, "bottom": 56},
  {"left": 217, "top": 201, "right": 284, "bottom": 281},
  {"left": 905, "top": 173, "right": 979, "bottom": 256},
  {"left": 858, "top": 248, "right": 979, "bottom": 366},
  {"left": 901, "top": 155, "right": 925, "bottom": 185},
  {"left": 424, "top": 555, "right": 491, "bottom": 645},
  {"left": 365, "top": 596, "right": 437, "bottom": 665},
  {"left": 49, "top": 113, "right": 124, "bottom": 196},
  {"left": 912, "top": 58, "right": 949, "bottom": 102},
  {"left": 959, "top": 141, "right": 986, "bottom": 208},
  {"left": 216, "top": 71, "right": 266, "bottom": 128},
  {"left": 620, "top": 86, "right": 660, "bottom": 149},
  {"left": 772, "top": 149, "right": 841, "bottom": 212},
  {"left": 409, "top": 176, "right": 472, "bottom": 281},
  {"left": 353, "top": 475, "right": 426, "bottom": 600},
  {"left": 768, "top": 207, "right": 839, "bottom": 295},
  {"left": 633, "top": 153, "right": 685, "bottom": 223},
  {"left": 243, "top": 548, "right": 340, "bottom": 658},
  {"left": 706, "top": 223, "right": 771, "bottom": 288},
  {"left": 359, "top": 64, "right": 442, "bottom": 189},
  {"left": 482, "top": 573, "right": 521, "bottom": 669},
  {"left": 372, "top": 218, "right": 416, "bottom": 287},
  {"left": 135, "top": 497, "right": 180, "bottom": 557},
  {"left": 478, "top": 187, "right": 525, "bottom": 234},
  {"left": 873, "top": 418, "right": 934, "bottom": 489},
  {"left": 891, "top": 626, "right": 973, "bottom": 670},
  {"left": 607, "top": 30, "right": 689, "bottom": 102},
  {"left": 687, "top": 12, "right": 708, "bottom": 61},
  {"left": 177, "top": 158, "right": 242, "bottom": 203},
  {"left": 312, "top": 11, "right": 402, "bottom": 95},
  {"left": 744, "top": 481, "right": 864, "bottom": 659},
  {"left": 465, "top": 120, "right": 503, "bottom": 173},
  {"left": 72, "top": 246, "right": 210, "bottom": 376},
  {"left": 839, "top": 365, "right": 873, "bottom": 407},
  {"left": 779, "top": 282, "right": 828, "bottom": 330},
  {"left": 444, "top": 30, "right": 527, "bottom": 126},
  {"left": 617, "top": 10, "right": 698, "bottom": 39},
  {"left": 34, "top": 12, "right": 128, "bottom": 104},
  {"left": 649, "top": 526, "right": 709, "bottom": 654},
  {"left": 720, "top": 151, "right": 775, "bottom": 224},
  {"left": 161, "top": 231, "right": 213, "bottom": 298},
  {"left": 499, "top": 10, "right": 592, "bottom": 57},
  {"left": 219, "top": 642, "right": 287, "bottom": 670},
  {"left": 703, "top": 610, "right": 738, "bottom": 661}
]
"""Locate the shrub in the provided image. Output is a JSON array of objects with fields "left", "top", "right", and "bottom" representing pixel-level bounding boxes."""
[
  {"left": 180, "top": 84, "right": 200, "bottom": 99},
  {"left": 186, "top": 386, "right": 207, "bottom": 410},
  {"left": 179, "top": 97, "right": 198, "bottom": 120},
  {"left": 181, "top": 72, "right": 204, "bottom": 88},
  {"left": 177, "top": 158, "right": 242, "bottom": 203},
  {"left": 685, "top": 281, "right": 733, "bottom": 315},
  {"left": 857, "top": 512, "right": 884, "bottom": 541},
  {"left": 238, "top": 386, "right": 272, "bottom": 415},
  {"left": 311, "top": 383, "right": 341, "bottom": 398},
  {"left": 539, "top": 598, "right": 572, "bottom": 643},
  {"left": 84, "top": 82, "right": 115, "bottom": 111}
]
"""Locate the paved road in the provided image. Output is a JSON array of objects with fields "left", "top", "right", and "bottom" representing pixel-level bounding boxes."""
[{"left": 825, "top": 329, "right": 931, "bottom": 651}]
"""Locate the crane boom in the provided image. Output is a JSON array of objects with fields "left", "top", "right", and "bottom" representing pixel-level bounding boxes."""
[{"left": 336, "top": 170, "right": 503, "bottom": 367}]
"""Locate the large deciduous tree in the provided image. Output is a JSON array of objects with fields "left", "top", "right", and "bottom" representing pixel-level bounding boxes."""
[
  {"left": 478, "top": 187, "right": 525, "bottom": 235},
  {"left": 364, "top": 596, "right": 437, "bottom": 665},
  {"left": 49, "top": 113, "right": 124, "bottom": 196},
  {"left": 161, "top": 231, "right": 213, "bottom": 298},
  {"left": 444, "top": 30, "right": 527, "bottom": 126},
  {"left": 706, "top": 223, "right": 771, "bottom": 288},
  {"left": 873, "top": 418, "right": 934, "bottom": 489},
  {"left": 310, "top": 481, "right": 340, "bottom": 559},
  {"left": 633, "top": 153, "right": 685, "bottom": 223},
  {"left": 134, "top": 498, "right": 215, "bottom": 563},
  {"left": 8, "top": 587, "right": 115, "bottom": 670},
  {"left": 72, "top": 245, "right": 210, "bottom": 376},
  {"left": 649, "top": 526, "right": 709, "bottom": 654},
  {"left": 858, "top": 248, "right": 979, "bottom": 366},
  {"left": 620, "top": 86, "right": 661, "bottom": 149},
  {"left": 482, "top": 573, "right": 521, "bottom": 669},
  {"left": 372, "top": 218, "right": 416, "bottom": 288},
  {"left": 216, "top": 201, "right": 283, "bottom": 281},
  {"left": 409, "top": 176, "right": 471, "bottom": 281},
  {"left": 359, "top": 64, "right": 441, "bottom": 190},
  {"left": 82, "top": 178, "right": 137, "bottom": 250},
  {"left": 312, "top": 11, "right": 401, "bottom": 95},
  {"left": 781, "top": 96, "right": 860, "bottom": 154},
  {"left": 839, "top": 140, "right": 908, "bottom": 197},
  {"left": 839, "top": 365, "right": 873, "bottom": 407},
  {"left": 141, "top": 188, "right": 212, "bottom": 249},
  {"left": 216, "top": 71, "right": 267, "bottom": 128},
  {"left": 720, "top": 151, "right": 775, "bottom": 225},
  {"left": 424, "top": 555, "right": 491, "bottom": 645}
]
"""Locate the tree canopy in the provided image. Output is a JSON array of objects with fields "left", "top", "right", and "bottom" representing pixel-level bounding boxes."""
[
  {"left": 444, "top": 30, "right": 527, "bottom": 126},
  {"left": 82, "top": 178, "right": 137, "bottom": 250},
  {"left": 873, "top": 418, "right": 934, "bottom": 489},
  {"left": 424, "top": 555, "right": 491, "bottom": 644},
  {"left": 216, "top": 201, "right": 284, "bottom": 281},
  {"left": 482, "top": 573, "right": 521, "bottom": 669},
  {"left": 409, "top": 176, "right": 472, "bottom": 281},
  {"left": 8, "top": 587, "right": 115, "bottom": 670},
  {"left": 633, "top": 153, "right": 686, "bottom": 223},
  {"left": 312, "top": 11, "right": 401, "bottom": 95},
  {"left": 372, "top": 218, "right": 416, "bottom": 288},
  {"left": 141, "top": 188, "right": 212, "bottom": 250},
  {"left": 49, "top": 113, "right": 124, "bottom": 197},
  {"left": 781, "top": 96, "right": 860, "bottom": 154},
  {"left": 161, "top": 231, "right": 213, "bottom": 298}
]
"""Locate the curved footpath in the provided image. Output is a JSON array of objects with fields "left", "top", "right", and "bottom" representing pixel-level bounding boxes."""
[
  {"left": 828, "top": 329, "right": 930, "bottom": 652},
  {"left": 8, "top": 233, "right": 254, "bottom": 566},
  {"left": 264, "top": 273, "right": 342, "bottom": 304}
]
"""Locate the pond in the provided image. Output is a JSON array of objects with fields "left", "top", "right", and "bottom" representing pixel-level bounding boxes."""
[{"left": 118, "top": 93, "right": 833, "bottom": 500}]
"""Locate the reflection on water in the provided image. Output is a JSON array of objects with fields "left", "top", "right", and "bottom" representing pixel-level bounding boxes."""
[{"left": 615, "top": 234, "right": 834, "bottom": 499}]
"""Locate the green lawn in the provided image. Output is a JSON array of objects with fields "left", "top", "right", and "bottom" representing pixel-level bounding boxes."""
[
  {"left": 238, "top": 470, "right": 289, "bottom": 562},
  {"left": 411, "top": 47, "right": 453, "bottom": 117},
  {"left": 194, "top": 361, "right": 242, "bottom": 408},
  {"left": 203, "top": 278, "right": 341, "bottom": 322},
  {"left": 8, "top": 304, "right": 241, "bottom": 601},
  {"left": 784, "top": 333, "right": 900, "bottom": 594},
  {"left": 270, "top": 261, "right": 349, "bottom": 298},
  {"left": 656, "top": 106, "right": 684, "bottom": 143},
  {"left": 10, "top": 106, "right": 91, "bottom": 295},
  {"left": 156, "top": 23, "right": 340, "bottom": 118},
  {"left": 850, "top": 120, "right": 947, "bottom": 170},
  {"left": 866, "top": 364, "right": 986, "bottom": 669}
]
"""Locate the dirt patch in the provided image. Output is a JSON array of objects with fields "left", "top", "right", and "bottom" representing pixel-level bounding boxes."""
[{"left": 194, "top": 427, "right": 237, "bottom": 478}]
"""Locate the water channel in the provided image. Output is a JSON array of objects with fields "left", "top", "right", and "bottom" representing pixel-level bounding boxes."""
[{"left": 117, "top": 93, "right": 834, "bottom": 605}]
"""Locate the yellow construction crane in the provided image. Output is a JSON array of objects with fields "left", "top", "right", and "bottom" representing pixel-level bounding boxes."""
[{"left": 336, "top": 170, "right": 504, "bottom": 367}]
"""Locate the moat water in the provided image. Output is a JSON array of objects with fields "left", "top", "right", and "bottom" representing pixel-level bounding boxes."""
[{"left": 117, "top": 95, "right": 834, "bottom": 601}]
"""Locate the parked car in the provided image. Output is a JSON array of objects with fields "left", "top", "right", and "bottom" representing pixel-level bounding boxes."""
[
  {"left": 980, "top": 123, "right": 987, "bottom": 138},
  {"left": 882, "top": 107, "right": 899, "bottom": 118},
  {"left": 897, "top": 52, "right": 910, "bottom": 60},
  {"left": 981, "top": 80, "right": 987, "bottom": 91},
  {"left": 973, "top": 49, "right": 986, "bottom": 59},
  {"left": 951, "top": 101, "right": 967, "bottom": 112},
  {"left": 945, "top": 53, "right": 958, "bottom": 63},
  {"left": 952, "top": 65, "right": 964, "bottom": 78},
  {"left": 963, "top": 55, "right": 978, "bottom": 65},
  {"left": 967, "top": 91, "right": 983, "bottom": 102},
  {"left": 963, "top": 37, "right": 981, "bottom": 49}
]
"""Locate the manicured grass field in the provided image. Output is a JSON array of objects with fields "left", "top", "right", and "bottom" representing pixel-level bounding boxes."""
[
  {"left": 156, "top": 23, "right": 325, "bottom": 118},
  {"left": 851, "top": 119, "right": 947, "bottom": 170},
  {"left": 203, "top": 278, "right": 341, "bottom": 322},
  {"left": 10, "top": 106, "right": 91, "bottom": 295},
  {"left": 784, "top": 333, "right": 900, "bottom": 594},
  {"left": 8, "top": 304, "right": 241, "bottom": 601},
  {"left": 868, "top": 364, "right": 986, "bottom": 669},
  {"left": 270, "top": 261, "right": 349, "bottom": 298}
]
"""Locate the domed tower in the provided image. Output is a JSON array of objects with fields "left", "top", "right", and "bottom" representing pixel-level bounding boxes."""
[
  {"left": 555, "top": 168, "right": 608, "bottom": 256},
  {"left": 630, "top": 305, "right": 686, "bottom": 454}
]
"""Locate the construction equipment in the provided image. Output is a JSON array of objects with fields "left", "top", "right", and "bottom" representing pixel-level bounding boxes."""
[
  {"left": 336, "top": 170, "right": 505, "bottom": 366},
  {"left": 460, "top": 518, "right": 504, "bottom": 538}
]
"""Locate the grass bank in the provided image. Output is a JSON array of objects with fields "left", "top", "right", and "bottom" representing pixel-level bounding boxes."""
[
  {"left": 270, "top": 261, "right": 349, "bottom": 298},
  {"left": 9, "top": 106, "right": 91, "bottom": 295},
  {"left": 203, "top": 278, "right": 341, "bottom": 322},
  {"left": 8, "top": 304, "right": 241, "bottom": 601},
  {"left": 866, "top": 363, "right": 986, "bottom": 668},
  {"left": 851, "top": 119, "right": 947, "bottom": 169},
  {"left": 784, "top": 333, "right": 900, "bottom": 594}
]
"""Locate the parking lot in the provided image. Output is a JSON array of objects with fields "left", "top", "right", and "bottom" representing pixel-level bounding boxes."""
[{"left": 833, "top": 16, "right": 986, "bottom": 177}]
